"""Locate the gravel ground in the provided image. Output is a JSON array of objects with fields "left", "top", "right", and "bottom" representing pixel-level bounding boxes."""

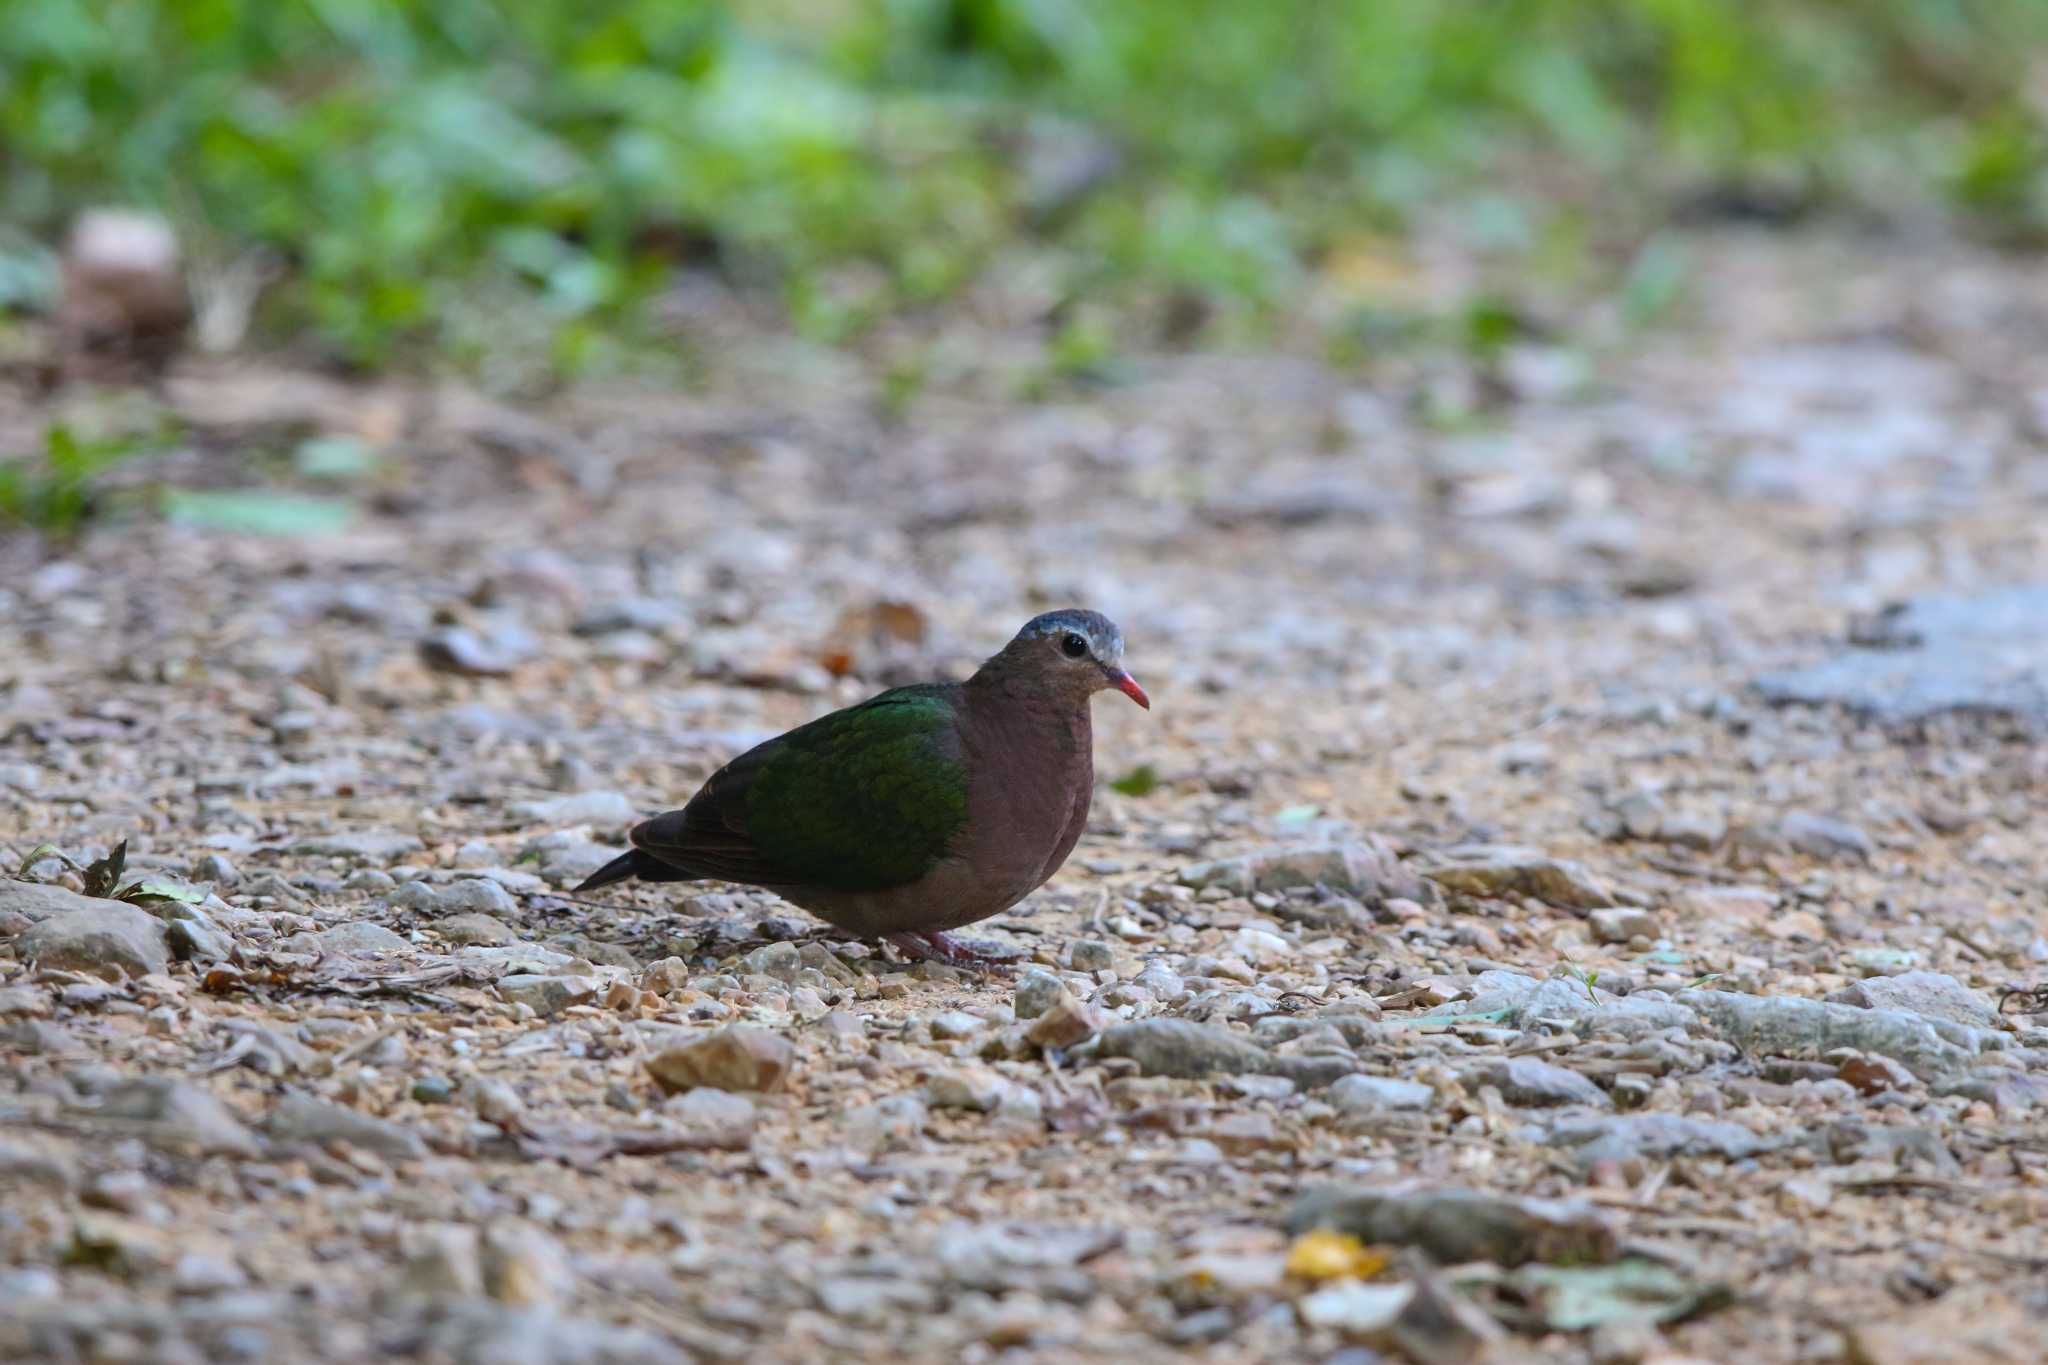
[{"left": 3, "top": 230, "right": 2047, "bottom": 1364}]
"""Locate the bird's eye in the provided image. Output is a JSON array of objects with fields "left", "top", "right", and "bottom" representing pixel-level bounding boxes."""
[{"left": 1060, "top": 632, "right": 1089, "bottom": 659}]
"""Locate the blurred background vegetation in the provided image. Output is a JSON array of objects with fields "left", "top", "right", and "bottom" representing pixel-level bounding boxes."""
[{"left": 2, "top": 0, "right": 2047, "bottom": 380}]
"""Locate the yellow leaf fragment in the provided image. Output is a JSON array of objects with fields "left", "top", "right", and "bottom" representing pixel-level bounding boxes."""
[{"left": 1284, "top": 1229, "right": 1387, "bottom": 1282}]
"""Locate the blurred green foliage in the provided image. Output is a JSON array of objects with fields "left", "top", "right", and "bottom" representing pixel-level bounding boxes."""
[
  {"left": 2, "top": 0, "right": 2044, "bottom": 370},
  {"left": 0, "top": 423, "right": 167, "bottom": 531}
]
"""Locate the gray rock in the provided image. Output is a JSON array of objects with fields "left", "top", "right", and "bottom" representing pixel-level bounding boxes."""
[
  {"left": 1014, "top": 969, "right": 1065, "bottom": 1020},
  {"left": 1298, "top": 1280, "right": 1415, "bottom": 1335},
  {"left": 1288, "top": 1185, "right": 1619, "bottom": 1267},
  {"left": 1773, "top": 811, "right": 1875, "bottom": 863},
  {"left": 547, "top": 933, "right": 637, "bottom": 970},
  {"left": 1424, "top": 970, "right": 1694, "bottom": 1039},
  {"left": 1461, "top": 1057, "right": 1611, "bottom": 1108},
  {"left": 0, "top": 985, "right": 47, "bottom": 1015},
  {"left": 928, "top": 1010, "right": 986, "bottom": 1041},
  {"left": 509, "top": 790, "right": 635, "bottom": 827},
  {"left": 0, "top": 1138, "right": 75, "bottom": 1188},
  {"left": 928, "top": 1219, "right": 1119, "bottom": 1292},
  {"left": 1133, "top": 964, "right": 1186, "bottom": 1001},
  {"left": 172, "top": 1251, "right": 249, "bottom": 1296},
  {"left": 1177, "top": 842, "right": 1432, "bottom": 905},
  {"left": 390, "top": 878, "right": 519, "bottom": 918},
  {"left": 926, "top": 1065, "right": 1032, "bottom": 1114},
  {"left": 843, "top": 1094, "right": 928, "bottom": 1152},
  {"left": 398, "top": 1223, "right": 483, "bottom": 1297},
  {"left": 166, "top": 914, "right": 234, "bottom": 963},
  {"left": 1328, "top": 1073, "right": 1434, "bottom": 1115},
  {"left": 315, "top": 921, "right": 409, "bottom": 955},
  {"left": 740, "top": 941, "right": 802, "bottom": 982},
  {"left": 1754, "top": 585, "right": 2048, "bottom": 729},
  {"left": 1589, "top": 907, "right": 1659, "bottom": 945},
  {"left": 343, "top": 868, "right": 398, "bottom": 893},
  {"left": 1612, "top": 793, "right": 1665, "bottom": 840},
  {"left": 291, "top": 831, "right": 425, "bottom": 863},
  {"left": 82, "top": 1077, "right": 261, "bottom": 1156},
  {"left": 414, "top": 1303, "right": 690, "bottom": 1365},
  {"left": 659, "top": 1087, "right": 757, "bottom": 1149},
  {"left": 814, "top": 1274, "right": 939, "bottom": 1325},
  {"left": 0, "top": 879, "right": 132, "bottom": 925},
  {"left": 574, "top": 596, "right": 684, "bottom": 636},
  {"left": 263, "top": 1093, "right": 426, "bottom": 1161},
  {"left": 437, "top": 878, "right": 521, "bottom": 916},
  {"left": 522, "top": 832, "right": 626, "bottom": 888},
  {"left": 419, "top": 621, "right": 538, "bottom": 678},
  {"left": 1827, "top": 971, "right": 2002, "bottom": 1032},
  {"left": 1068, "top": 939, "right": 1115, "bottom": 972},
  {"left": 1678, "top": 988, "right": 1997, "bottom": 1080},
  {"left": 497, "top": 974, "right": 597, "bottom": 1016},
  {"left": 1823, "top": 1121, "right": 1960, "bottom": 1172},
  {"left": 191, "top": 853, "right": 239, "bottom": 886},
  {"left": 15, "top": 903, "right": 169, "bottom": 979},
  {"left": 411, "top": 1075, "right": 457, "bottom": 1104},
  {"left": 1094, "top": 1018, "right": 1353, "bottom": 1088},
  {"left": 1546, "top": 1113, "right": 1771, "bottom": 1165},
  {"left": 437, "top": 912, "right": 518, "bottom": 946},
  {"left": 1659, "top": 810, "right": 1727, "bottom": 850},
  {"left": 481, "top": 1220, "right": 573, "bottom": 1309},
  {"left": 388, "top": 880, "right": 442, "bottom": 911},
  {"left": 1421, "top": 847, "right": 1616, "bottom": 909}
]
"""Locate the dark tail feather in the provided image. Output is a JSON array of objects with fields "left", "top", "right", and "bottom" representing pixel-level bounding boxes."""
[{"left": 574, "top": 848, "right": 693, "bottom": 893}]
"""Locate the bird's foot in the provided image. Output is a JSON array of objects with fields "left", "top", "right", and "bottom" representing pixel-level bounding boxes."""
[{"left": 884, "top": 931, "right": 1022, "bottom": 970}]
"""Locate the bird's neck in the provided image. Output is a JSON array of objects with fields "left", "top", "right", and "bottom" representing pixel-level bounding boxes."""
[{"left": 965, "top": 670, "right": 1094, "bottom": 755}]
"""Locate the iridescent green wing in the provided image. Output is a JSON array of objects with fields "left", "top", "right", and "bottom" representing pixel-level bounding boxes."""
[{"left": 630, "top": 686, "right": 968, "bottom": 893}]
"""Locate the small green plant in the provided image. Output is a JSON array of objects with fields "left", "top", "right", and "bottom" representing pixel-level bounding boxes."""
[
  {"left": 1110, "top": 764, "right": 1160, "bottom": 797},
  {"left": 0, "top": 424, "right": 163, "bottom": 533},
  {"left": 1561, "top": 962, "right": 1601, "bottom": 1002},
  {"left": 10, "top": 838, "right": 205, "bottom": 907}
]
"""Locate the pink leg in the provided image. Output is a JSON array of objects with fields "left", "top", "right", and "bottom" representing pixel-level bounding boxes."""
[{"left": 883, "top": 931, "right": 1019, "bottom": 968}]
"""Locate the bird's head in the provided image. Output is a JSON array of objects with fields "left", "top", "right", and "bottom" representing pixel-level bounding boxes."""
[{"left": 988, "top": 609, "right": 1150, "bottom": 709}]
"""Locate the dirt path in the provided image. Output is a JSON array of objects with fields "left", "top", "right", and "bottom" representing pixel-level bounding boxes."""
[{"left": 3, "top": 230, "right": 2045, "bottom": 1363}]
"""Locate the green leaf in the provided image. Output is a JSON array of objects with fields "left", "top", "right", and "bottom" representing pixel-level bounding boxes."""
[
  {"left": 13, "top": 843, "right": 75, "bottom": 879},
  {"left": 163, "top": 490, "right": 356, "bottom": 536},
  {"left": 1110, "top": 764, "right": 1159, "bottom": 797},
  {"left": 118, "top": 877, "right": 207, "bottom": 905},
  {"left": 292, "top": 436, "right": 379, "bottom": 481}
]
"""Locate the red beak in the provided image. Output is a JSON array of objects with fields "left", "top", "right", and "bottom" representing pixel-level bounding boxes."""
[{"left": 1110, "top": 669, "right": 1151, "bottom": 710}]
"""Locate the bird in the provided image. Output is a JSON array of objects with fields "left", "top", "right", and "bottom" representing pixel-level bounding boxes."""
[{"left": 576, "top": 609, "right": 1150, "bottom": 965}]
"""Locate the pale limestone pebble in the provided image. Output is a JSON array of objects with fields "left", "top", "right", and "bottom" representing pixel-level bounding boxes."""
[
  {"left": 1588, "top": 906, "right": 1659, "bottom": 945},
  {"left": 928, "top": 1010, "right": 987, "bottom": 1041},
  {"left": 646, "top": 1025, "right": 795, "bottom": 1093},
  {"left": 1328, "top": 1073, "right": 1434, "bottom": 1116},
  {"left": 480, "top": 1221, "right": 573, "bottom": 1309},
  {"left": 1067, "top": 938, "right": 1114, "bottom": 971},
  {"left": 262, "top": 1093, "right": 426, "bottom": 1161},
  {"left": 436, "top": 913, "right": 517, "bottom": 946},
  {"left": 925, "top": 1066, "right": 1042, "bottom": 1124},
  {"left": 659, "top": 1087, "right": 758, "bottom": 1149},
  {"left": 289, "top": 831, "right": 424, "bottom": 864},
  {"left": 842, "top": 1093, "right": 928, "bottom": 1153},
  {"left": 1014, "top": 969, "right": 1065, "bottom": 1019},
  {"left": 496, "top": 974, "right": 598, "bottom": 1017},
  {"left": 313, "top": 921, "right": 409, "bottom": 956},
  {"left": 507, "top": 789, "right": 635, "bottom": 827}
]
